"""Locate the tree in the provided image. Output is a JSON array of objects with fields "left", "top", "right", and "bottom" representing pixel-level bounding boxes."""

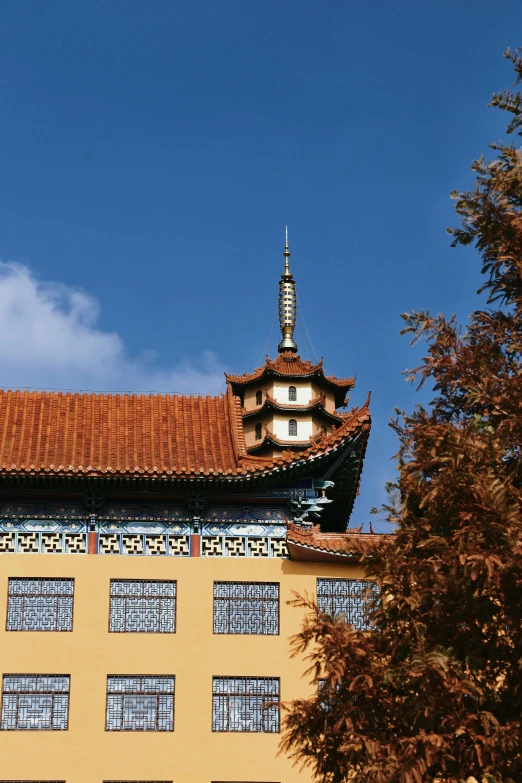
[{"left": 280, "top": 49, "right": 522, "bottom": 783}]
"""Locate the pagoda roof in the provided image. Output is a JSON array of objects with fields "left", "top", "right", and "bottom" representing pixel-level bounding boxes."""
[
  {"left": 0, "top": 387, "right": 369, "bottom": 480},
  {"left": 242, "top": 392, "right": 344, "bottom": 424},
  {"left": 226, "top": 353, "right": 354, "bottom": 405}
]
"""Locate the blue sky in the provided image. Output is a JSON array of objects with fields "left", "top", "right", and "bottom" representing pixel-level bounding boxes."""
[{"left": 1, "top": 1, "right": 520, "bottom": 530}]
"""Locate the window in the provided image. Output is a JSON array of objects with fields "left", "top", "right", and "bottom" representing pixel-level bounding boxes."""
[
  {"left": 6, "top": 578, "right": 74, "bottom": 632},
  {"left": 317, "top": 677, "right": 337, "bottom": 709},
  {"left": 288, "top": 419, "right": 297, "bottom": 436},
  {"left": 255, "top": 423, "right": 262, "bottom": 440},
  {"left": 255, "top": 390, "right": 262, "bottom": 406},
  {"left": 109, "top": 580, "right": 176, "bottom": 633},
  {"left": 1, "top": 675, "right": 70, "bottom": 731},
  {"left": 288, "top": 386, "right": 297, "bottom": 401},
  {"left": 213, "top": 582, "right": 279, "bottom": 635},
  {"left": 212, "top": 677, "right": 280, "bottom": 733},
  {"left": 106, "top": 676, "right": 174, "bottom": 731},
  {"left": 316, "top": 578, "right": 379, "bottom": 630}
]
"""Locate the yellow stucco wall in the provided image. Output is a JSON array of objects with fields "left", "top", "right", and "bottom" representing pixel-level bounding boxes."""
[{"left": 0, "top": 553, "right": 365, "bottom": 782}]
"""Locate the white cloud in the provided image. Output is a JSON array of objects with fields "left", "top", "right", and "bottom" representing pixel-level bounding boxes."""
[{"left": 0, "top": 261, "right": 225, "bottom": 395}]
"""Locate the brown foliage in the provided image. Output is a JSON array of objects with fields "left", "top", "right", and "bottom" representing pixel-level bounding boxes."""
[{"left": 280, "top": 49, "right": 522, "bottom": 783}]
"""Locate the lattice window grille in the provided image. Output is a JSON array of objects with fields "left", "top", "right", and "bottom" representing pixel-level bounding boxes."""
[
  {"left": 202, "top": 535, "right": 288, "bottom": 558},
  {"left": 1, "top": 675, "right": 70, "bottom": 730},
  {"left": 7, "top": 578, "right": 74, "bottom": 632},
  {"left": 288, "top": 385, "right": 297, "bottom": 401},
  {"left": 214, "top": 582, "right": 279, "bottom": 635},
  {"left": 212, "top": 677, "right": 280, "bottom": 733},
  {"left": 288, "top": 419, "right": 297, "bottom": 436},
  {"left": 106, "top": 676, "right": 174, "bottom": 731},
  {"left": 109, "top": 580, "right": 176, "bottom": 633},
  {"left": 316, "top": 578, "right": 380, "bottom": 630}
]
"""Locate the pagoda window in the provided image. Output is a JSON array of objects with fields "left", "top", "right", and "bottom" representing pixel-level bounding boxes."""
[
  {"left": 256, "top": 390, "right": 262, "bottom": 406},
  {"left": 289, "top": 419, "right": 297, "bottom": 437},
  {"left": 288, "top": 385, "right": 297, "bottom": 401},
  {"left": 255, "top": 423, "right": 262, "bottom": 440}
]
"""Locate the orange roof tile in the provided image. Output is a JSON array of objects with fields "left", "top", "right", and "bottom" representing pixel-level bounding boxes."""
[
  {"left": 286, "top": 523, "right": 389, "bottom": 562},
  {"left": 0, "top": 387, "right": 370, "bottom": 480},
  {"left": 0, "top": 389, "right": 239, "bottom": 478}
]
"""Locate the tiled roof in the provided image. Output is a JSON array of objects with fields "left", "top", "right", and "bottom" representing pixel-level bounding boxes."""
[
  {"left": 0, "top": 389, "right": 240, "bottom": 477},
  {"left": 225, "top": 353, "right": 355, "bottom": 391},
  {"left": 286, "top": 523, "right": 388, "bottom": 561},
  {"left": 0, "top": 387, "right": 370, "bottom": 480}
]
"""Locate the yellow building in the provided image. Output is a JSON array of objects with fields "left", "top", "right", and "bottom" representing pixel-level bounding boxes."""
[{"left": 0, "top": 237, "right": 375, "bottom": 783}]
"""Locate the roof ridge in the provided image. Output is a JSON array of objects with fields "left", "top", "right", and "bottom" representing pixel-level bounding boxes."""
[{"left": 0, "top": 388, "right": 225, "bottom": 401}]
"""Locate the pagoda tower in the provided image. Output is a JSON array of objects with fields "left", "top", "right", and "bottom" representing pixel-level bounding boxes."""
[{"left": 227, "top": 232, "right": 357, "bottom": 457}]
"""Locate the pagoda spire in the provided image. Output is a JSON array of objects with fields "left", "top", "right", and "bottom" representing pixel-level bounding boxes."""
[{"left": 278, "top": 227, "right": 298, "bottom": 353}]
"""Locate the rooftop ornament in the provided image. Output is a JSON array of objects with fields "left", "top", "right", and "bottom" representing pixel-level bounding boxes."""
[{"left": 278, "top": 227, "right": 298, "bottom": 354}]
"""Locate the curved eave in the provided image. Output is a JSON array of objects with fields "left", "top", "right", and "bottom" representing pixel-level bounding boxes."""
[
  {"left": 246, "top": 437, "right": 312, "bottom": 455},
  {"left": 287, "top": 541, "right": 362, "bottom": 563},
  {"left": 0, "top": 428, "right": 360, "bottom": 487},
  {"left": 320, "top": 428, "right": 370, "bottom": 531},
  {"left": 286, "top": 530, "right": 388, "bottom": 562},
  {"left": 227, "top": 368, "right": 355, "bottom": 407},
  {"left": 241, "top": 396, "right": 344, "bottom": 424}
]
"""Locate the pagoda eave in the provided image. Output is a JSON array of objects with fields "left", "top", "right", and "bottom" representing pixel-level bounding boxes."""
[{"left": 241, "top": 394, "right": 345, "bottom": 424}]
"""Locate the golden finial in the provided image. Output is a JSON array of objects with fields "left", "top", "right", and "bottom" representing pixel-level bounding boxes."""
[{"left": 278, "top": 228, "right": 298, "bottom": 353}]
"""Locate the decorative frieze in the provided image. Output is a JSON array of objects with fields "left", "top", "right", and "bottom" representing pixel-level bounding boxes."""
[
  {"left": 98, "top": 533, "right": 190, "bottom": 557},
  {"left": 0, "top": 508, "right": 289, "bottom": 557},
  {"left": 201, "top": 535, "right": 288, "bottom": 559},
  {"left": 0, "top": 530, "right": 87, "bottom": 555}
]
